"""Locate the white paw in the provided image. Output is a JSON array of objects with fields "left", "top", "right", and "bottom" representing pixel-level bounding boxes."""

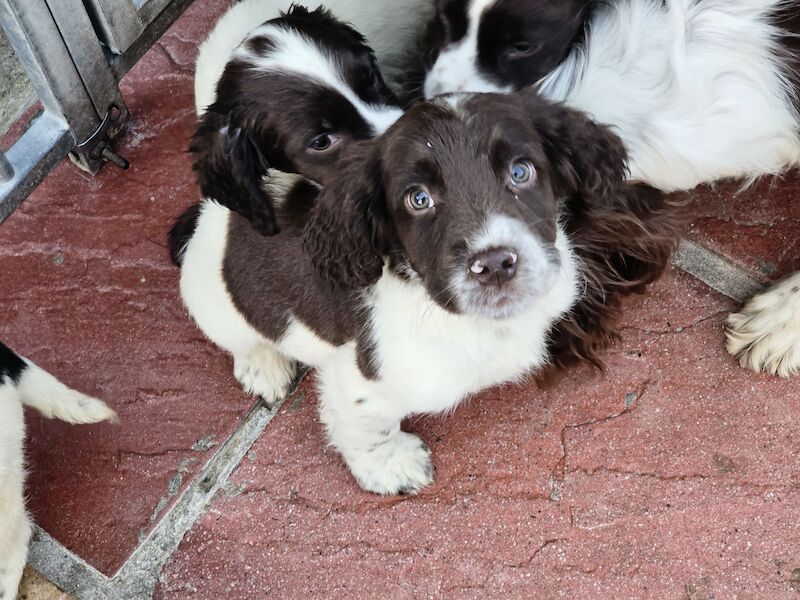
[
  {"left": 726, "top": 273, "right": 800, "bottom": 377},
  {"left": 233, "top": 346, "right": 296, "bottom": 406},
  {"left": 346, "top": 431, "right": 434, "bottom": 495}
]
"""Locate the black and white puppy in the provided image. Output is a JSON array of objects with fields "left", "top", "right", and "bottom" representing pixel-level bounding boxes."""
[
  {"left": 173, "top": 91, "right": 682, "bottom": 494},
  {"left": 187, "top": 5, "right": 403, "bottom": 237},
  {"left": 0, "top": 342, "right": 115, "bottom": 598},
  {"left": 423, "top": 0, "right": 800, "bottom": 191}
]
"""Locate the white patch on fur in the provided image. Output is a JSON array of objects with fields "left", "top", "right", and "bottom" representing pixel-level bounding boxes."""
[
  {"left": 0, "top": 383, "right": 29, "bottom": 599},
  {"left": 425, "top": 0, "right": 800, "bottom": 190},
  {"left": 726, "top": 272, "right": 800, "bottom": 377},
  {"left": 235, "top": 24, "right": 402, "bottom": 134},
  {"left": 180, "top": 200, "right": 580, "bottom": 494},
  {"left": 194, "top": 0, "right": 433, "bottom": 115},
  {"left": 452, "top": 215, "right": 562, "bottom": 319},
  {"left": 15, "top": 360, "right": 117, "bottom": 424},
  {"left": 0, "top": 358, "right": 115, "bottom": 597},
  {"left": 424, "top": 0, "right": 514, "bottom": 98}
]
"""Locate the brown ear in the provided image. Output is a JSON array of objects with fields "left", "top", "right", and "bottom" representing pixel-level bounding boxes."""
[
  {"left": 523, "top": 91, "right": 628, "bottom": 204},
  {"left": 302, "top": 142, "right": 393, "bottom": 289},
  {"left": 189, "top": 109, "right": 278, "bottom": 235},
  {"left": 549, "top": 183, "right": 687, "bottom": 368}
]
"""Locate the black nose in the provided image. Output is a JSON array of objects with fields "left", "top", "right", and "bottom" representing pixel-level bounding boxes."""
[{"left": 469, "top": 247, "right": 518, "bottom": 287}]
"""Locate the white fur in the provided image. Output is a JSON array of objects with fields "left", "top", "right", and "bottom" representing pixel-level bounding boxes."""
[
  {"left": 726, "top": 272, "right": 800, "bottom": 377},
  {"left": 180, "top": 200, "right": 579, "bottom": 494},
  {"left": 234, "top": 23, "right": 402, "bottom": 133},
  {"left": 0, "top": 359, "right": 115, "bottom": 598},
  {"left": 426, "top": 0, "right": 800, "bottom": 192},
  {"left": 424, "top": 0, "right": 513, "bottom": 98},
  {"left": 194, "top": 0, "right": 434, "bottom": 116}
]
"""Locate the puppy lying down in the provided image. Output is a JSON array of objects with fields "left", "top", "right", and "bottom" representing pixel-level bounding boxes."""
[
  {"left": 0, "top": 342, "right": 115, "bottom": 597},
  {"left": 173, "top": 90, "right": 683, "bottom": 495}
]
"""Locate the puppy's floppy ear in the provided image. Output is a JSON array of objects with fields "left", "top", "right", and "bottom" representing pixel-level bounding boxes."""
[
  {"left": 523, "top": 91, "right": 628, "bottom": 204},
  {"left": 189, "top": 109, "right": 278, "bottom": 235},
  {"left": 549, "top": 183, "right": 688, "bottom": 369},
  {"left": 303, "top": 141, "right": 392, "bottom": 290}
]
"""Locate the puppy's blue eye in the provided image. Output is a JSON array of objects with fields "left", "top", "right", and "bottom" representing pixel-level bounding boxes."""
[
  {"left": 406, "top": 187, "right": 434, "bottom": 211},
  {"left": 510, "top": 161, "right": 534, "bottom": 185}
]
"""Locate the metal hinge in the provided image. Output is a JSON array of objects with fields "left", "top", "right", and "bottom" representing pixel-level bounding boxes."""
[{"left": 70, "top": 103, "right": 130, "bottom": 173}]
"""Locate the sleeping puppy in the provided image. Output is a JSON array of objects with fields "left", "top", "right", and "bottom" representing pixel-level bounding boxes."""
[
  {"left": 0, "top": 342, "right": 115, "bottom": 598},
  {"left": 422, "top": 0, "right": 800, "bottom": 377},
  {"left": 172, "top": 91, "right": 682, "bottom": 494},
  {"left": 187, "top": 5, "right": 403, "bottom": 237}
]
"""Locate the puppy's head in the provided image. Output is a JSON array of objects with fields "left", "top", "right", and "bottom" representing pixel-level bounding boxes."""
[
  {"left": 423, "top": 0, "right": 595, "bottom": 98},
  {"left": 191, "top": 5, "right": 403, "bottom": 234},
  {"left": 304, "top": 90, "right": 628, "bottom": 320}
]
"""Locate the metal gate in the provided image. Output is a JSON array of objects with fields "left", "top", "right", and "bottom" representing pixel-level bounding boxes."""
[{"left": 0, "top": 0, "right": 194, "bottom": 221}]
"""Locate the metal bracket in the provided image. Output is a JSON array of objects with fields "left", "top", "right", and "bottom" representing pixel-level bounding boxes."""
[{"left": 71, "top": 103, "right": 130, "bottom": 173}]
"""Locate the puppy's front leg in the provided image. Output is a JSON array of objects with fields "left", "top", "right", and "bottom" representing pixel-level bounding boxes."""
[{"left": 317, "top": 364, "right": 433, "bottom": 495}]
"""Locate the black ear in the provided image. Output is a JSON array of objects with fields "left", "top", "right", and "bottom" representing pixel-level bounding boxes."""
[
  {"left": 303, "top": 142, "right": 392, "bottom": 290},
  {"left": 524, "top": 91, "right": 628, "bottom": 205},
  {"left": 189, "top": 110, "right": 277, "bottom": 235}
]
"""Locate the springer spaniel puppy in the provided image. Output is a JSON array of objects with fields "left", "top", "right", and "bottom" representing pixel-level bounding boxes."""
[
  {"left": 172, "top": 91, "right": 682, "bottom": 494},
  {"left": 194, "top": 0, "right": 434, "bottom": 115},
  {"left": 186, "top": 5, "right": 403, "bottom": 237},
  {"left": 0, "top": 342, "right": 115, "bottom": 597},
  {"left": 422, "top": 0, "right": 800, "bottom": 377}
]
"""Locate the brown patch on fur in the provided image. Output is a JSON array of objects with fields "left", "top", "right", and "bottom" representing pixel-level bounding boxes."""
[{"left": 548, "top": 185, "right": 688, "bottom": 368}]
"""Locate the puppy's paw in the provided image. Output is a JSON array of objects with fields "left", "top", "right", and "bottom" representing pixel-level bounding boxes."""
[
  {"left": 233, "top": 346, "right": 296, "bottom": 406},
  {"left": 348, "top": 431, "right": 434, "bottom": 495},
  {"left": 725, "top": 274, "right": 800, "bottom": 377}
]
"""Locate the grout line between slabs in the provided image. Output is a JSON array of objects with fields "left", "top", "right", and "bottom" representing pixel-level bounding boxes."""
[
  {"left": 671, "top": 239, "right": 764, "bottom": 303},
  {"left": 26, "top": 239, "right": 759, "bottom": 598},
  {"left": 28, "top": 390, "right": 293, "bottom": 599}
]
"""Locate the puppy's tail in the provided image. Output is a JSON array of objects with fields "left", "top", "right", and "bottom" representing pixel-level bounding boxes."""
[
  {"left": 1, "top": 341, "right": 117, "bottom": 425},
  {"left": 168, "top": 203, "right": 202, "bottom": 266}
]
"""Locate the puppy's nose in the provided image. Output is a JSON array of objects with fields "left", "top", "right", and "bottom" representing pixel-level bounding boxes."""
[{"left": 469, "top": 247, "right": 518, "bottom": 287}]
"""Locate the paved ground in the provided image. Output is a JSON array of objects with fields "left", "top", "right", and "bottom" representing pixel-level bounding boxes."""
[{"left": 1, "top": 0, "right": 798, "bottom": 598}]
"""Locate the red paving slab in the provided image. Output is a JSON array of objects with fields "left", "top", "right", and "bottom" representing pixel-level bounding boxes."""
[
  {"left": 687, "top": 171, "right": 800, "bottom": 282},
  {"left": 156, "top": 270, "right": 800, "bottom": 599},
  {"left": 0, "top": 0, "right": 243, "bottom": 575},
  {"left": 2, "top": 0, "right": 799, "bottom": 591}
]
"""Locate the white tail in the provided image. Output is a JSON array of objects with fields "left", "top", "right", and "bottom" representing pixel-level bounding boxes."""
[{"left": 15, "top": 359, "right": 118, "bottom": 425}]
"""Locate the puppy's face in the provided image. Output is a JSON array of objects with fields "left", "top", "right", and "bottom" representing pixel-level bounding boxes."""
[
  {"left": 191, "top": 6, "right": 403, "bottom": 234},
  {"left": 423, "top": 0, "right": 594, "bottom": 98},
  {"left": 306, "top": 91, "right": 628, "bottom": 322},
  {"left": 379, "top": 95, "right": 562, "bottom": 319}
]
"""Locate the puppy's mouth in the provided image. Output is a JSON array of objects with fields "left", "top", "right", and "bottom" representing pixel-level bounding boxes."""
[
  {"left": 451, "top": 217, "right": 563, "bottom": 319},
  {"left": 455, "top": 258, "right": 562, "bottom": 320}
]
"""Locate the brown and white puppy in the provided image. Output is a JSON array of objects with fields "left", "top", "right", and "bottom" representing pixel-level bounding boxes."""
[
  {"left": 173, "top": 91, "right": 682, "bottom": 495},
  {"left": 188, "top": 5, "right": 403, "bottom": 237}
]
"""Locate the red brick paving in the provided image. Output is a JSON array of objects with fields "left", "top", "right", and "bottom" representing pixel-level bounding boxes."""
[
  {"left": 687, "top": 173, "right": 800, "bottom": 282},
  {"left": 0, "top": 0, "right": 798, "bottom": 594},
  {"left": 155, "top": 271, "right": 800, "bottom": 598},
  {"left": 0, "top": 0, "right": 239, "bottom": 575}
]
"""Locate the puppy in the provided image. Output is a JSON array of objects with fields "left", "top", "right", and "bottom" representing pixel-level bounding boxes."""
[
  {"left": 422, "top": 0, "right": 800, "bottom": 377},
  {"left": 173, "top": 91, "right": 682, "bottom": 494},
  {"left": 424, "top": 0, "right": 800, "bottom": 191},
  {"left": 0, "top": 342, "right": 115, "bottom": 598},
  {"left": 188, "top": 5, "right": 403, "bottom": 236}
]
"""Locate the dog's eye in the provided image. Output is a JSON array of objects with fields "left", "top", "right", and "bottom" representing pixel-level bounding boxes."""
[
  {"left": 309, "top": 133, "right": 340, "bottom": 152},
  {"left": 505, "top": 42, "right": 536, "bottom": 59},
  {"left": 406, "top": 187, "right": 435, "bottom": 211},
  {"left": 509, "top": 161, "right": 535, "bottom": 186}
]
